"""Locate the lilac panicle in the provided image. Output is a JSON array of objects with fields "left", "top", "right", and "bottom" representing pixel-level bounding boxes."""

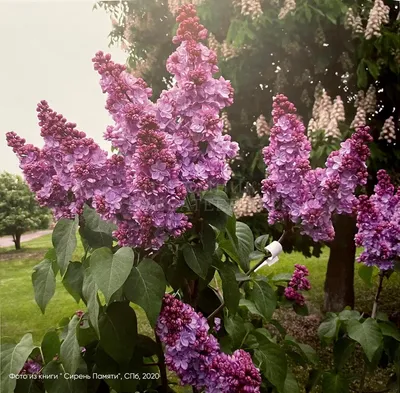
[
  {"left": 284, "top": 264, "right": 311, "bottom": 306},
  {"left": 300, "top": 125, "right": 372, "bottom": 241},
  {"left": 91, "top": 51, "right": 191, "bottom": 249},
  {"left": 7, "top": 4, "right": 237, "bottom": 249},
  {"left": 355, "top": 170, "right": 400, "bottom": 270},
  {"left": 158, "top": 4, "right": 239, "bottom": 192},
  {"left": 7, "top": 101, "right": 109, "bottom": 219},
  {"left": 6, "top": 131, "right": 69, "bottom": 217},
  {"left": 20, "top": 356, "right": 42, "bottom": 375},
  {"left": 261, "top": 94, "right": 312, "bottom": 225},
  {"left": 157, "top": 294, "right": 261, "bottom": 393},
  {"left": 261, "top": 94, "right": 372, "bottom": 242},
  {"left": 92, "top": 51, "right": 153, "bottom": 161},
  {"left": 20, "top": 360, "right": 42, "bottom": 375}
]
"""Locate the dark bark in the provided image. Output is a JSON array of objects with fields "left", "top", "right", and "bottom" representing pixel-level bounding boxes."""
[
  {"left": 371, "top": 272, "right": 385, "bottom": 319},
  {"left": 155, "top": 332, "right": 169, "bottom": 392},
  {"left": 324, "top": 214, "right": 357, "bottom": 312},
  {"left": 13, "top": 232, "right": 22, "bottom": 250}
]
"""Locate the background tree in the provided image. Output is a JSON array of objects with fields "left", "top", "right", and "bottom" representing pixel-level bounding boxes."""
[
  {"left": 97, "top": 0, "right": 400, "bottom": 311},
  {"left": 0, "top": 173, "right": 50, "bottom": 250}
]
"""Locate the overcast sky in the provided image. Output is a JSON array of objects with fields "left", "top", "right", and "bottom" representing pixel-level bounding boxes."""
[{"left": 0, "top": 1, "right": 126, "bottom": 174}]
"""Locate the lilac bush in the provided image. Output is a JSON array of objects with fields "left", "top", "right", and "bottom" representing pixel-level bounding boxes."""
[
  {"left": 3, "top": 6, "right": 265, "bottom": 393},
  {"left": 355, "top": 169, "right": 400, "bottom": 270}
]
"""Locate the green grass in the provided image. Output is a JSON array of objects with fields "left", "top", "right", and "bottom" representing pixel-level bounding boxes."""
[
  {"left": 0, "top": 234, "right": 86, "bottom": 343},
  {"left": 0, "top": 235, "right": 157, "bottom": 345}
]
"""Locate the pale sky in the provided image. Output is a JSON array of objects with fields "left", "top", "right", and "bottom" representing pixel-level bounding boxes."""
[{"left": 0, "top": 1, "right": 126, "bottom": 174}]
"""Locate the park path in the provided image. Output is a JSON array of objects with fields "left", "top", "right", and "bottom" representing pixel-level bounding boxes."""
[{"left": 0, "top": 230, "right": 52, "bottom": 248}]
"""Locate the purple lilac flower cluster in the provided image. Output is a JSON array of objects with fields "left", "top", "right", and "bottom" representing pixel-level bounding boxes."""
[
  {"left": 7, "top": 101, "right": 110, "bottom": 220},
  {"left": 355, "top": 170, "right": 400, "bottom": 270},
  {"left": 159, "top": 4, "right": 239, "bottom": 192},
  {"left": 91, "top": 52, "right": 191, "bottom": 248},
  {"left": 261, "top": 95, "right": 312, "bottom": 225},
  {"left": 284, "top": 264, "right": 311, "bottom": 306},
  {"left": 261, "top": 94, "right": 372, "bottom": 242},
  {"left": 7, "top": 5, "right": 237, "bottom": 249},
  {"left": 20, "top": 358, "right": 42, "bottom": 375},
  {"left": 157, "top": 294, "right": 261, "bottom": 393}
]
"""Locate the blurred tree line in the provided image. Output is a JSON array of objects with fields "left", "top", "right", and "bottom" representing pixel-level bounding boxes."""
[{"left": 0, "top": 173, "right": 50, "bottom": 250}]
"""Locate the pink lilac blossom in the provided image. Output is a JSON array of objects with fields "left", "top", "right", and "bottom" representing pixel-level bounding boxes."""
[
  {"left": 20, "top": 358, "right": 42, "bottom": 375},
  {"left": 92, "top": 55, "right": 191, "bottom": 247},
  {"left": 261, "top": 94, "right": 312, "bottom": 226},
  {"left": 213, "top": 317, "right": 221, "bottom": 332},
  {"left": 284, "top": 264, "right": 311, "bottom": 306},
  {"left": 7, "top": 5, "right": 236, "bottom": 249},
  {"left": 6, "top": 102, "right": 109, "bottom": 219},
  {"left": 355, "top": 170, "right": 400, "bottom": 271},
  {"left": 261, "top": 94, "right": 372, "bottom": 242},
  {"left": 157, "top": 4, "right": 239, "bottom": 192},
  {"left": 7, "top": 78, "right": 187, "bottom": 250},
  {"left": 91, "top": 51, "right": 190, "bottom": 249},
  {"left": 157, "top": 294, "right": 261, "bottom": 393},
  {"left": 300, "top": 125, "right": 371, "bottom": 241}
]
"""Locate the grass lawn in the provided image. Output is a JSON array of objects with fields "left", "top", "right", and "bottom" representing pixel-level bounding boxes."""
[
  {"left": 1, "top": 233, "right": 399, "bottom": 392},
  {"left": 0, "top": 234, "right": 84, "bottom": 343},
  {"left": 0, "top": 234, "right": 156, "bottom": 344}
]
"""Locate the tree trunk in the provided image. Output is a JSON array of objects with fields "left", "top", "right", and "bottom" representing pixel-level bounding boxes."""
[
  {"left": 13, "top": 232, "right": 22, "bottom": 250},
  {"left": 324, "top": 214, "right": 357, "bottom": 312}
]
